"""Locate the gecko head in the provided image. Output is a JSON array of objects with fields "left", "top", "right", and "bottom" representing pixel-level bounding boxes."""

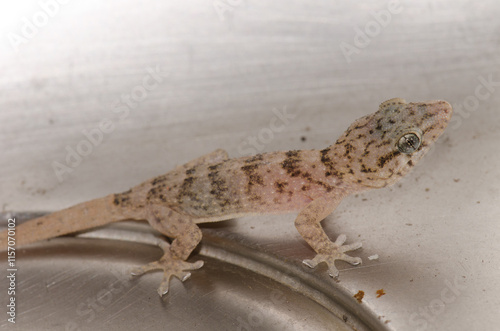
[{"left": 334, "top": 98, "right": 453, "bottom": 188}]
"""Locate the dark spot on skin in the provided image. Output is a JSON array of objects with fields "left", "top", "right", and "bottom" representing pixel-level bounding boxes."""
[
  {"left": 301, "top": 136, "right": 307, "bottom": 142},
  {"left": 369, "top": 129, "right": 374, "bottom": 134},
  {"left": 306, "top": 175, "right": 334, "bottom": 192},
  {"left": 241, "top": 164, "right": 264, "bottom": 194},
  {"left": 318, "top": 181, "right": 334, "bottom": 192},
  {"left": 362, "top": 141, "right": 375, "bottom": 156},
  {"left": 147, "top": 182, "right": 169, "bottom": 203},
  {"left": 275, "top": 180, "right": 288, "bottom": 194},
  {"left": 299, "top": 168, "right": 334, "bottom": 192},
  {"left": 175, "top": 176, "right": 198, "bottom": 204},
  {"left": 423, "top": 123, "right": 437, "bottom": 133},
  {"left": 249, "top": 194, "right": 262, "bottom": 202},
  {"left": 360, "top": 164, "right": 377, "bottom": 173},
  {"left": 245, "top": 154, "right": 264, "bottom": 163},
  {"left": 377, "top": 151, "right": 400, "bottom": 168},
  {"left": 354, "top": 122, "right": 368, "bottom": 130},
  {"left": 208, "top": 170, "right": 230, "bottom": 208},
  {"left": 113, "top": 189, "right": 132, "bottom": 206},
  {"left": 388, "top": 119, "right": 396, "bottom": 124},
  {"left": 418, "top": 104, "right": 431, "bottom": 111},
  {"left": 375, "top": 140, "right": 391, "bottom": 148},
  {"left": 343, "top": 143, "right": 355, "bottom": 157},
  {"left": 363, "top": 140, "right": 375, "bottom": 153},
  {"left": 151, "top": 175, "right": 167, "bottom": 186},
  {"left": 301, "top": 185, "right": 310, "bottom": 191},
  {"left": 407, "top": 160, "right": 414, "bottom": 167},
  {"left": 208, "top": 164, "right": 220, "bottom": 171},
  {"left": 357, "top": 134, "right": 366, "bottom": 139},
  {"left": 281, "top": 150, "right": 302, "bottom": 177},
  {"left": 302, "top": 171, "right": 312, "bottom": 178},
  {"left": 186, "top": 167, "right": 196, "bottom": 175},
  {"left": 320, "top": 148, "right": 343, "bottom": 179}
]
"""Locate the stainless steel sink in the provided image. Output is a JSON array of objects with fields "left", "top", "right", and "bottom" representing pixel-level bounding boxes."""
[{"left": 1, "top": 214, "right": 386, "bottom": 330}]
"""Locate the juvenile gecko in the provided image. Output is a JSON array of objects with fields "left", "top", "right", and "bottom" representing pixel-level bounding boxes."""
[{"left": 0, "top": 98, "right": 452, "bottom": 296}]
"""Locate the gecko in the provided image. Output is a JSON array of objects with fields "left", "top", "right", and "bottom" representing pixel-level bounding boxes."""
[{"left": 0, "top": 98, "right": 452, "bottom": 296}]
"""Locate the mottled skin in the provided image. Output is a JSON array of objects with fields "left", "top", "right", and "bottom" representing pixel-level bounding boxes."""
[{"left": 0, "top": 98, "right": 452, "bottom": 296}]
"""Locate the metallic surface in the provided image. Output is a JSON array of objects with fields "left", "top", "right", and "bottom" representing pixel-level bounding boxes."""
[{"left": 1, "top": 1, "right": 500, "bottom": 330}]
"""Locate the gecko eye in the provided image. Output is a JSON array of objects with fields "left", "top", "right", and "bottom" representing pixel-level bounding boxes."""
[{"left": 397, "top": 131, "right": 422, "bottom": 154}]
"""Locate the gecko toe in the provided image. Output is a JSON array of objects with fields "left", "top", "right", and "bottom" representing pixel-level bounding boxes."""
[
  {"left": 339, "top": 241, "right": 363, "bottom": 253},
  {"left": 328, "top": 265, "right": 340, "bottom": 278},
  {"left": 130, "top": 251, "right": 205, "bottom": 296},
  {"left": 158, "top": 276, "right": 172, "bottom": 296},
  {"left": 191, "top": 260, "right": 204, "bottom": 269},
  {"left": 334, "top": 234, "right": 347, "bottom": 246},
  {"left": 130, "top": 261, "right": 161, "bottom": 277},
  {"left": 303, "top": 258, "right": 319, "bottom": 269},
  {"left": 340, "top": 255, "right": 362, "bottom": 265},
  {"left": 304, "top": 235, "right": 363, "bottom": 278}
]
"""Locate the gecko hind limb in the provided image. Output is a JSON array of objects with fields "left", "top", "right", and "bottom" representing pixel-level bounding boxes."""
[
  {"left": 130, "top": 240, "right": 204, "bottom": 296},
  {"left": 302, "top": 234, "right": 362, "bottom": 278}
]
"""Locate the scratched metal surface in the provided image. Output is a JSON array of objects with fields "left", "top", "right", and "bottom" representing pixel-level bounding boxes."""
[{"left": 0, "top": 1, "right": 499, "bottom": 330}]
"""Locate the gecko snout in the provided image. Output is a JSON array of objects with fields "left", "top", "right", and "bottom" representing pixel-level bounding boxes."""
[{"left": 434, "top": 100, "right": 453, "bottom": 119}]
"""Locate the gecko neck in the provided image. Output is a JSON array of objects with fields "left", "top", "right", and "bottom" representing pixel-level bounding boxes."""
[
  {"left": 317, "top": 145, "right": 358, "bottom": 187},
  {"left": 319, "top": 142, "right": 387, "bottom": 190}
]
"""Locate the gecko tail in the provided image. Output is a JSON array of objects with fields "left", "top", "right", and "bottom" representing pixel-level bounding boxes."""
[{"left": 0, "top": 194, "right": 128, "bottom": 251}]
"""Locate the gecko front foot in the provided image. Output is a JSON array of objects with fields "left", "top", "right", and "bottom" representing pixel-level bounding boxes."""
[
  {"left": 130, "top": 246, "right": 204, "bottom": 296},
  {"left": 303, "top": 234, "right": 362, "bottom": 278}
]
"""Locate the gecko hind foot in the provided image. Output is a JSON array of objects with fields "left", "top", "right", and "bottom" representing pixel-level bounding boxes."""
[
  {"left": 303, "top": 234, "right": 362, "bottom": 278},
  {"left": 130, "top": 252, "right": 204, "bottom": 296}
]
